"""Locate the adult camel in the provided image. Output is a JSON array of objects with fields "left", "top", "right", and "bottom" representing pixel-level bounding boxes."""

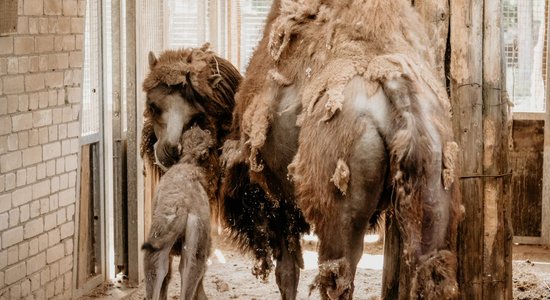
[{"left": 221, "top": 0, "right": 462, "bottom": 299}]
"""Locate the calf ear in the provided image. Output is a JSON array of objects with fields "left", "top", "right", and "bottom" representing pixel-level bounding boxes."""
[{"left": 148, "top": 51, "right": 158, "bottom": 68}]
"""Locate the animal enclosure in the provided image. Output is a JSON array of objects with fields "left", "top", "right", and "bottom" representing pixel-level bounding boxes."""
[{"left": 1, "top": 0, "right": 549, "bottom": 300}]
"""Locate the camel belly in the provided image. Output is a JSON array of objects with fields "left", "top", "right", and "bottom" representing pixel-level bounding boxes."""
[
  {"left": 261, "top": 77, "right": 391, "bottom": 216},
  {"left": 261, "top": 86, "right": 301, "bottom": 185}
]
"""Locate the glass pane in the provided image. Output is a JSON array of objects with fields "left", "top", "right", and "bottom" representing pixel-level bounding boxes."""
[
  {"left": 82, "top": 0, "right": 101, "bottom": 135},
  {"left": 166, "top": 0, "right": 209, "bottom": 49},
  {"left": 503, "top": 0, "right": 548, "bottom": 112},
  {"left": 240, "top": 0, "right": 271, "bottom": 71}
]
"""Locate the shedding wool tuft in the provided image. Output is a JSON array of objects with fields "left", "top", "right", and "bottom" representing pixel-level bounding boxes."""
[
  {"left": 442, "top": 141, "right": 459, "bottom": 190},
  {"left": 330, "top": 159, "right": 350, "bottom": 195}
]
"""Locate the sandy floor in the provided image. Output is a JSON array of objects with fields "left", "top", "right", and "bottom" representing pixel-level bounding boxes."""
[{"left": 80, "top": 235, "right": 550, "bottom": 300}]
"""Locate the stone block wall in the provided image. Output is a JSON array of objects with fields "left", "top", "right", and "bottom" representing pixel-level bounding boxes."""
[{"left": 0, "top": 0, "right": 85, "bottom": 299}]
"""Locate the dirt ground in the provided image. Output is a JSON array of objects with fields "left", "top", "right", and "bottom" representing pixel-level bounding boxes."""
[{"left": 80, "top": 234, "right": 550, "bottom": 300}]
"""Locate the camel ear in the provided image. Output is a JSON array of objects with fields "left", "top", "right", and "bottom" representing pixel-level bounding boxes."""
[{"left": 148, "top": 51, "right": 158, "bottom": 68}]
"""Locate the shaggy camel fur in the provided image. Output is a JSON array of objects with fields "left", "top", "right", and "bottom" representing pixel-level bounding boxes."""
[
  {"left": 140, "top": 45, "right": 242, "bottom": 228},
  {"left": 142, "top": 127, "right": 215, "bottom": 300},
  {"left": 223, "top": 0, "right": 463, "bottom": 299}
]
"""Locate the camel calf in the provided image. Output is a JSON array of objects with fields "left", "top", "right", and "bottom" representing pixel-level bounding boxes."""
[{"left": 142, "top": 126, "right": 215, "bottom": 300}]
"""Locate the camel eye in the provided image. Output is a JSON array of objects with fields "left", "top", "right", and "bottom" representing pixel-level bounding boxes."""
[{"left": 148, "top": 102, "right": 161, "bottom": 116}]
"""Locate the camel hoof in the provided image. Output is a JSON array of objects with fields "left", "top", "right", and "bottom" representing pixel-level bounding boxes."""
[{"left": 310, "top": 258, "right": 353, "bottom": 300}]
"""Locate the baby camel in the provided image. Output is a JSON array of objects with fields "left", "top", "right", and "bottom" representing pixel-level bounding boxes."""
[{"left": 142, "top": 126, "right": 215, "bottom": 300}]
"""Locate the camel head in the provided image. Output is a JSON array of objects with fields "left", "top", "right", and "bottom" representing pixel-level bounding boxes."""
[{"left": 140, "top": 45, "right": 242, "bottom": 171}]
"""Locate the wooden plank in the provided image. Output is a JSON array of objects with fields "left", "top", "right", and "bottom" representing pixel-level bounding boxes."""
[
  {"left": 513, "top": 236, "right": 543, "bottom": 245},
  {"left": 110, "top": 0, "right": 127, "bottom": 273},
  {"left": 510, "top": 120, "right": 544, "bottom": 237},
  {"left": 513, "top": 112, "right": 546, "bottom": 121},
  {"left": 412, "top": 0, "right": 449, "bottom": 83},
  {"left": 450, "top": 0, "right": 484, "bottom": 298},
  {"left": 125, "top": 0, "right": 140, "bottom": 284},
  {"left": 78, "top": 145, "right": 91, "bottom": 287},
  {"left": 542, "top": 0, "right": 550, "bottom": 245},
  {"left": 482, "top": 0, "right": 512, "bottom": 298}
]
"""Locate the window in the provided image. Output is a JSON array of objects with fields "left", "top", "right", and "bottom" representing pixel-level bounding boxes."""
[
  {"left": 165, "top": 0, "right": 210, "bottom": 49},
  {"left": 0, "top": 0, "right": 17, "bottom": 35},
  {"left": 239, "top": 0, "right": 272, "bottom": 71},
  {"left": 164, "top": 0, "right": 272, "bottom": 72},
  {"left": 82, "top": 0, "right": 102, "bottom": 136},
  {"left": 503, "top": 0, "right": 548, "bottom": 112}
]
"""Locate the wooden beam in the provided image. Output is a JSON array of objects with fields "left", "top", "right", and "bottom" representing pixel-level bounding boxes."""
[
  {"left": 125, "top": 0, "right": 141, "bottom": 284},
  {"left": 482, "top": 1, "right": 512, "bottom": 298},
  {"left": 78, "top": 145, "right": 91, "bottom": 287},
  {"left": 412, "top": 0, "right": 450, "bottom": 83},
  {"left": 542, "top": 0, "right": 550, "bottom": 246},
  {"left": 449, "top": 0, "right": 484, "bottom": 299}
]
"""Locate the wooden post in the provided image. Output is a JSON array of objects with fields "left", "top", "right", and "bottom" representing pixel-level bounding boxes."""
[
  {"left": 481, "top": 1, "right": 513, "bottom": 298},
  {"left": 449, "top": 0, "right": 485, "bottom": 298},
  {"left": 77, "top": 145, "right": 91, "bottom": 287},
  {"left": 381, "top": 211, "right": 401, "bottom": 299},
  {"left": 412, "top": 0, "right": 450, "bottom": 83},
  {"left": 125, "top": 0, "right": 141, "bottom": 284},
  {"left": 382, "top": 1, "right": 512, "bottom": 299}
]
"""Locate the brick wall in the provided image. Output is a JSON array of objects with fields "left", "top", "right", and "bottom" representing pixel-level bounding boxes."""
[{"left": 0, "top": 0, "right": 85, "bottom": 299}]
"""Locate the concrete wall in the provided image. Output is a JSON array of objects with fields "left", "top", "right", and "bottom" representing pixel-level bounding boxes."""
[{"left": 0, "top": 0, "right": 85, "bottom": 298}]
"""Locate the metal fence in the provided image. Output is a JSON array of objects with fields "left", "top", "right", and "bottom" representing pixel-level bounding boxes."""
[
  {"left": 503, "top": 0, "right": 548, "bottom": 112},
  {"left": 81, "top": 0, "right": 101, "bottom": 136}
]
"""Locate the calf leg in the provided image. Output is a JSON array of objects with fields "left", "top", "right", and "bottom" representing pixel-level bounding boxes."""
[
  {"left": 144, "top": 246, "right": 172, "bottom": 300},
  {"left": 180, "top": 214, "right": 211, "bottom": 299},
  {"left": 194, "top": 280, "right": 207, "bottom": 300},
  {"left": 159, "top": 256, "right": 172, "bottom": 300}
]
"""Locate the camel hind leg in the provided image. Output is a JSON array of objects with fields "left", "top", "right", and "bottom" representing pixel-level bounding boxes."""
[
  {"left": 311, "top": 115, "right": 387, "bottom": 300},
  {"left": 180, "top": 214, "right": 211, "bottom": 299}
]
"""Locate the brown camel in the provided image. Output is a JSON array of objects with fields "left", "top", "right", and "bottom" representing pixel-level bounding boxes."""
[
  {"left": 140, "top": 45, "right": 308, "bottom": 299},
  {"left": 221, "top": 0, "right": 463, "bottom": 299}
]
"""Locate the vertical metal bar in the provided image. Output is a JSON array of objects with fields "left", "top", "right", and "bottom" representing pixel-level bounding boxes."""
[
  {"left": 209, "top": 0, "right": 218, "bottom": 51},
  {"left": 110, "top": 0, "right": 127, "bottom": 274},
  {"left": 198, "top": 0, "right": 207, "bottom": 44},
  {"left": 125, "top": 0, "right": 141, "bottom": 285},
  {"left": 542, "top": 0, "right": 550, "bottom": 245},
  {"left": 92, "top": 143, "right": 103, "bottom": 275},
  {"left": 218, "top": 0, "right": 227, "bottom": 58}
]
